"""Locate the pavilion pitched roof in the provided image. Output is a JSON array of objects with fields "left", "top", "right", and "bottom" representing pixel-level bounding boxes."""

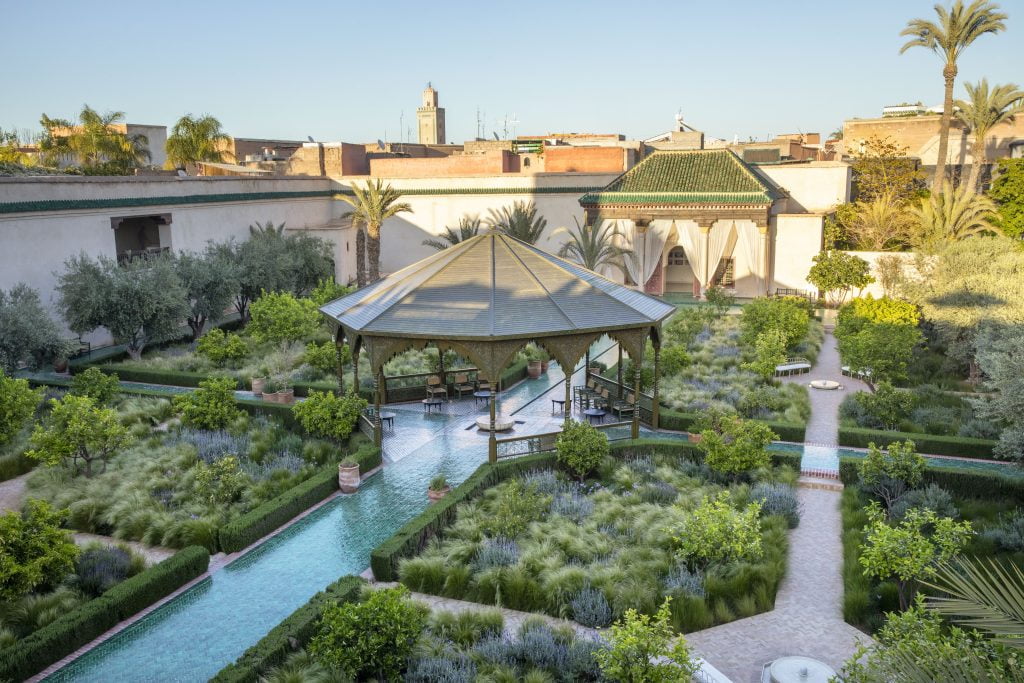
[
  {"left": 579, "top": 149, "right": 775, "bottom": 206},
  {"left": 319, "top": 232, "right": 674, "bottom": 341}
]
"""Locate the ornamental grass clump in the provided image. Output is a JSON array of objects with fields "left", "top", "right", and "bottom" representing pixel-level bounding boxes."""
[
  {"left": 750, "top": 482, "right": 801, "bottom": 528},
  {"left": 473, "top": 537, "right": 520, "bottom": 571}
]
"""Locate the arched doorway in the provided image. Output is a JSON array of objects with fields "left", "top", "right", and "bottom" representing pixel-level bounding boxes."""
[{"left": 664, "top": 246, "right": 694, "bottom": 294}]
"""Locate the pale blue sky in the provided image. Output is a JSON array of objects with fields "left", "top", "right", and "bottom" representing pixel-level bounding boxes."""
[{"left": 2, "top": 0, "right": 1021, "bottom": 144}]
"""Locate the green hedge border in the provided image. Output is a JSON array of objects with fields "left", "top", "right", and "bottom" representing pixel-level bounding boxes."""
[
  {"left": 209, "top": 575, "right": 365, "bottom": 683},
  {"left": 0, "top": 546, "right": 210, "bottom": 682},
  {"left": 838, "top": 427, "right": 997, "bottom": 460},
  {"left": 368, "top": 438, "right": 802, "bottom": 582},
  {"left": 219, "top": 443, "right": 381, "bottom": 554},
  {"left": 838, "top": 457, "right": 1024, "bottom": 504},
  {"left": 658, "top": 407, "right": 806, "bottom": 443}
]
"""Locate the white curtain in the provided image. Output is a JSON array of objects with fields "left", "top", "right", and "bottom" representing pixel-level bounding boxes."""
[
  {"left": 677, "top": 221, "right": 735, "bottom": 292},
  {"left": 620, "top": 220, "right": 670, "bottom": 289},
  {"left": 677, "top": 222, "right": 704, "bottom": 288},
  {"left": 735, "top": 220, "right": 762, "bottom": 294}
]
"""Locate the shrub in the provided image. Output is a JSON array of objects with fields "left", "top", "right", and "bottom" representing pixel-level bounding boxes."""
[
  {"left": 405, "top": 655, "right": 476, "bottom": 683},
  {"left": 218, "top": 443, "right": 379, "bottom": 553},
  {"left": 474, "top": 537, "right": 520, "bottom": 570},
  {"left": 0, "top": 546, "right": 208, "bottom": 682},
  {"left": 660, "top": 345, "right": 690, "bottom": 376},
  {"left": 309, "top": 277, "right": 352, "bottom": 307},
  {"left": 594, "top": 598, "right": 698, "bottom": 683},
  {"left": 740, "top": 297, "right": 809, "bottom": 349},
  {"left": 668, "top": 493, "right": 763, "bottom": 570},
  {"left": 858, "top": 440, "right": 925, "bottom": 513},
  {"left": 742, "top": 328, "right": 787, "bottom": 381},
  {"left": 555, "top": 420, "right": 609, "bottom": 482},
  {"left": 0, "top": 370, "right": 41, "bottom": 446},
  {"left": 837, "top": 322, "right": 923, "bottom": 385},
  {"left": 26, "top": 394, "right": 132, "bottom": 478},
  {"left": 890, "top": 484, "right": 958, "bottom": 522},
  {"left": 75, "top": 544, "right": 139, "bottom": 597},
  {"left": 69, "top": 367, "right": 120, "bottom": 405},
  {"left": 837, "top": 295, "right": 920, "bottom": 334},
  {"left": 303, "top": 340, "right": 347, "bottom": 376},
  {"left": 853, "top": 383, "right": 916, "bottom": 431},
  {"left": 484, "top": 479, "right": 550, "bottom": 538},
  {"left": 194, "top": 455, "right": 247, "bottom": 505},
  {"left": 247, "top": 291, "right": 320, "bottom": 346},
  {"left": 806, "top": 250, "right": 874, "bottom": 306},
  {"left": 751, "top": 482, "right": 801, "bottom": 528},
  {"left": 292, "top": 391, "right": 366, "bottom": 442},
  {"left": 0, "top": 499, "right": 78, "bottom": 601},
  {"left": 839, "top": 427, "right": 996, "bottom": 460},
  {"left": 980, "top": 508, "right": 1024, "bottom": 552},
  {"left": 173, "top": 377, "right": 243, "bottom": 430},
  {"left": 738, "top": 386, "right": 786, "bottom": 419},
  {"left": 196, "top": 329, "right": 248, "bottom": 365},
  {"left": 308, "top": 585, "right": 427, "bottom": 681},
  {"left": 570, "top": 585, "right": 613, "bottom": 627},
  {"left": 698, "top": 415, "right": 776, "bottom": 478},
  {"left": 664, "top": 565, "right": 705, "bottom": 598}
]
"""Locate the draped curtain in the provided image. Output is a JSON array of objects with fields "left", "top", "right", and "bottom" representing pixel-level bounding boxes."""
[
  {"left": 618, "top": 219, "right": 670, "bottom": 289},
  {"left": 677, "top": 221, "right": 735, "bottom": 292},
  {"left": 735, "top": 220, "right": 763, "bottom": 294},
  {"left": 676, "top": 222, "right": 704, "bottom": 288}
]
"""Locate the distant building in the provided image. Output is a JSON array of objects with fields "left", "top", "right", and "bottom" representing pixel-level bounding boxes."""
[
  {"left": 417, "top": 84, "right": 446, "bottom": 145},
  {"left": 46, "top": 122, "right": 167, "bottom": 169}
]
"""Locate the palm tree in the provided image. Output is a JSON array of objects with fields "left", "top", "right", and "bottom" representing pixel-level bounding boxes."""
[
  {"left": 848, "top": 192, "right": 916, "bottom": 250},
  {"left": 39, "top": 105, "right": 150, "bottom": 172},
  {"left": 422, "top": 215, "right": 482, "bottom": 250},
  {"left": 925, "top": 557, "right": 1024, "bottom": 650},
  {"left": 249, "top": 220, "right": 285, "bottom": 237},
  {"left": 900, "top": 0, "right": 1007, "bottom": 187},
  {"left": 340, "top": 179, "right": 412, "bottom": 285},
  {"left": 554, "top": 217, "right": 628, "bottom": 274},
  {"left": 911, "top": 180, "right": 998, "bottom": 250},
  {"left": 166, "top": 114, "right": 232, "bottom": 170},
  {"left": 486, "top": 201, "right": 547, "bottom": 244},
  {"left": 955, "top": 79, "right": 1024, "bottom": 190}
]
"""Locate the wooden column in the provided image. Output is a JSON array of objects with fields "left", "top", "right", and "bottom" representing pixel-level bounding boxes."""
[
  {"left": 631, "top": 350, "right": 642, "bottom": 439},
  {"left": 351, "top": 347, "right": 360, "bottom": 397},
  {"left": 488, "top": 378, "right": 497, "bottom": 463},
  {"left": 616, "top": 345, "right": 623, "bottom": 400},
  {"left": 563, "top": 362, "right": 572, "bottom": 424},
  {"left": 335, "top": 339, "right": 346, "bottom": 395},
  {"left": 372, "top": 368, "right": 382, "bottom": 447},
  {"left": 652, "top": 341, "right": 661, "bottom": 430},
  {"left": 437, "top": 347, "right": 446, "bottom": 399}
]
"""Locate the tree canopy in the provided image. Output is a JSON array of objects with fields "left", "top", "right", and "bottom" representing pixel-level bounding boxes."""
[
  {"left": 165, "top": 114, "right": 230, "bottom": 169},
  {"left": 0, "top": 283, "right": 69, "bottom": 372}
]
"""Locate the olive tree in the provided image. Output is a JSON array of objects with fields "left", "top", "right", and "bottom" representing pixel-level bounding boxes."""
[
  {"left": 174, "top": 247, "right": 238, "bottom": 340},
  {"left": 973, "top": 324, "right": 1024, "bottom": 462},
  {"left": 0, "top": 284, "right": 70, "bottom": 371},
  {"left": 56, "top": 253, "right": 188, "bottom": 361}
]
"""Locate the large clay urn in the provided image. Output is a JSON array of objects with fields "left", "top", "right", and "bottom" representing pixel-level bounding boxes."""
[{"left": 338, "top": 461, "right": 360, "bottom": 493}]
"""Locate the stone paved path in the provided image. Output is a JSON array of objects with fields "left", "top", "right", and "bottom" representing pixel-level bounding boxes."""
[
  {"left": 685, "top": 327, "right": 873, "bottom": 681},
  {"left": 0, "top": 471, "right": 29, "bottom": 512}
]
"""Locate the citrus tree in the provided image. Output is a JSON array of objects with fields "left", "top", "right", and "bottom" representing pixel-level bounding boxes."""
[
  {"left": 27, "top": 395, "right": 132, "bottom": 477},
  {"left": 595, "top": 599, "right": 698, "bottom": 682}
]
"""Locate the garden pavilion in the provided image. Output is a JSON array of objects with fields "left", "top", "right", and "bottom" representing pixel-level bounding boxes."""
[{"left": 319, "top": 232, "right": 675, "bottom": 461}]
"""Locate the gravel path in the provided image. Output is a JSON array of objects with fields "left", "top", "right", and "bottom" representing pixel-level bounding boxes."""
[{"left": 0, "top": 472, "right": 29, "bottom": 512}]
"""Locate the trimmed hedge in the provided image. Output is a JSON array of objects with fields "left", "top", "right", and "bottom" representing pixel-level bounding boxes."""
[
  {"left": 839, "top": 427, "right": 997, "bottom": 460},
  {"left": 369, "top": 438, "right": 802, "bottom": 582},
  {"left": 838, "top": 457, "right": 1024, "bottom": 504},
  {"left": 658, "top": 407, "right": 806, "bottom": 443},
  {"left": 0, "top": 546, "right": 209, "bottom": 682},
  {"left": 219, "top": 443, "right": 381, "bottom": 554},
  {"left": 210, "top": 575, "right": 365, "bottom": 683}
]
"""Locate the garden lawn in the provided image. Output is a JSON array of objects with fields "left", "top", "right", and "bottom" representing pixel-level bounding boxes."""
[
  {"left": 25, "top": 395, "right": 357, "bottom": 552},
  {"left": 397, "top": 450, "right": 795, "bottom": 633}
]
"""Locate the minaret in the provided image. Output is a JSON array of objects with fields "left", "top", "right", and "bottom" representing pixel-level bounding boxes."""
[{"left": 417, "top": 83, "right": 446, "bottom": 145}]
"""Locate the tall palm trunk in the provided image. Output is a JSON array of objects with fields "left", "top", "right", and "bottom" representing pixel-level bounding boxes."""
[
  {"left": 355, "top": 226, "right": 367, "bottom": 288},
  {"left": 934, "top": 63, "right": 957, "bottom": 186},
  {"left": 967, "top": 136, "right": 986, "bottom": 191},
  {"left": 367, "top": 229, "right": 381, "bottom": 283}
]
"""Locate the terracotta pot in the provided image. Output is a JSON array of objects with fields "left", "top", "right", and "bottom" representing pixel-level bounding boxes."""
[
  {"left": 527, "top": 360, "right": 542, "bottom": 379},
  {"left": 251, "top": 377, "right": 267, "bottom": 396},
  {"left": 338, "top": 463, "right": 360, "bottom": 493},
  {"left": 427, "top": 486, "right": 451, "bottom": 502},
  {"left": 53, "top": 358, "right": 69, "bottom": 373},
  {"left": 687, "top": 432, "right": 703, "bottom": 443},
  {"left": 276, "top": 389, "right": 295, "bottom": 404},
  {"left": 540, "top": 361, "right": 549, "bottom": 373}
]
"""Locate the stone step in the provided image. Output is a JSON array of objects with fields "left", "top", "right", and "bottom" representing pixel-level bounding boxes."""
[{"left": 798, "top": 475, "right": 844, "bottom": 492}]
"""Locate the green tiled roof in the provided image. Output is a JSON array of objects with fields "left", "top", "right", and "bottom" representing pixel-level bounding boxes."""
[{"left": 579, "top": 149, "right": 774, "bottom": 206}]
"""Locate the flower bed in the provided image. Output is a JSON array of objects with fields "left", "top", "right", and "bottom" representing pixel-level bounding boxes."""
[{"left": 388, "top": 445, "right": 796, "bottom": 633}]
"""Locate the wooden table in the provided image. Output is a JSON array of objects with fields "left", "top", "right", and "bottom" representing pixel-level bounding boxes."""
[
  {"left": 422, "top": 398, "right": 443, "bottom": 413},
  {"left": 473, "top": 391, "right": 491, "bottom": 407},
  {"left": 551, "top": 398, "right": 566, "bottom": 414},
  {"left": 584, "top": 408, "right": 607, "bottom": 424},
  {"left": 379, "top": 411, "right": 395, "bottom": 429}
]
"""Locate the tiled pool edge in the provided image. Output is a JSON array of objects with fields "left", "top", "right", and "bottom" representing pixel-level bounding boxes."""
[{"left": 35, "top": 465, "right": 385, "bottom": 681}]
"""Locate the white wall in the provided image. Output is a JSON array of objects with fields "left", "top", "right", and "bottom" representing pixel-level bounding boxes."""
[
  {"left": 755, "top": 162, "right": 851, "bottom": 213},
  {"left": 841, "top": 250, "right": 919, "bottom": 299},
  {"left": 771, "top": 214, "right": 824, "bottom": 292}
]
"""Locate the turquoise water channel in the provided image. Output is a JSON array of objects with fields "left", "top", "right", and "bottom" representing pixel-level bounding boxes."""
[{"left": 43, "top": 343, "right": 1020, "bottom": 682}]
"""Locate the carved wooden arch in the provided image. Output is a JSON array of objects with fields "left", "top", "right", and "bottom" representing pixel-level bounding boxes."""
[
  {"left": 535, "top": 332, "right": 602, "bottom": 375},
  {"left": 607, "top": 327, "right": 650, "bottom": 363}
]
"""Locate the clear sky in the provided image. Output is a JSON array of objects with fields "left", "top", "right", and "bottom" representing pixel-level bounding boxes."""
[{"left": 2, "top": 0, "right": 1021, "bottom": 144}]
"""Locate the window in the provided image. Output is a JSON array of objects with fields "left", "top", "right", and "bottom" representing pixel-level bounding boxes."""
[
  {"left": 667, "top": 246, "right": 688, "bottom": 266},
  {"left": 111, "top": 214, "right": 171, "bottom": 264},
  {"left": 523, "top": 157, "right": 530, "bottom": 167}
]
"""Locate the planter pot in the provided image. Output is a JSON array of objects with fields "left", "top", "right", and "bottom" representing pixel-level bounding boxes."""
[
  {"left": 52, "top": 358, "right": 69, "bottom": 373},
  {"left": 251, "top": 377, "right": 267, "bottom": 396},
  {"left": 275, "top": 389, "right": 295, "bottom": 404},
  {"left": 427, "top": 486, "right": 451, "bottom": 503},
  {"left": 338, "top": 463, "right": 360, "bottom": 493},
  {"left": 527, "top": 360, "right": 542, "bottom": 379},
  {"left": 687, "top": 432, "right": 703, "bottom": 443},
  {"left": 588, "top": 366, "right": 601, "bottom": 377},
  {"left": 540, "top": 361, "right": 549, "bottom": 373}
]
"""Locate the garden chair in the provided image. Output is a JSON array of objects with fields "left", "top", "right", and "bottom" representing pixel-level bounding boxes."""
[
  {"left": 592, "top": 387, "right": 610, "bottom": 411},
  {"left": 612, "top": 392, "right": 636, "bottom": 420},
  {"left": 426, "top": 375, "right": 448, "bottom": 401},
  {"left": 476, "top": 377, "right": 492, "bottom": 393},
  {"left": 453, "top": 373, "right": 475, "bottom": 399}
]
